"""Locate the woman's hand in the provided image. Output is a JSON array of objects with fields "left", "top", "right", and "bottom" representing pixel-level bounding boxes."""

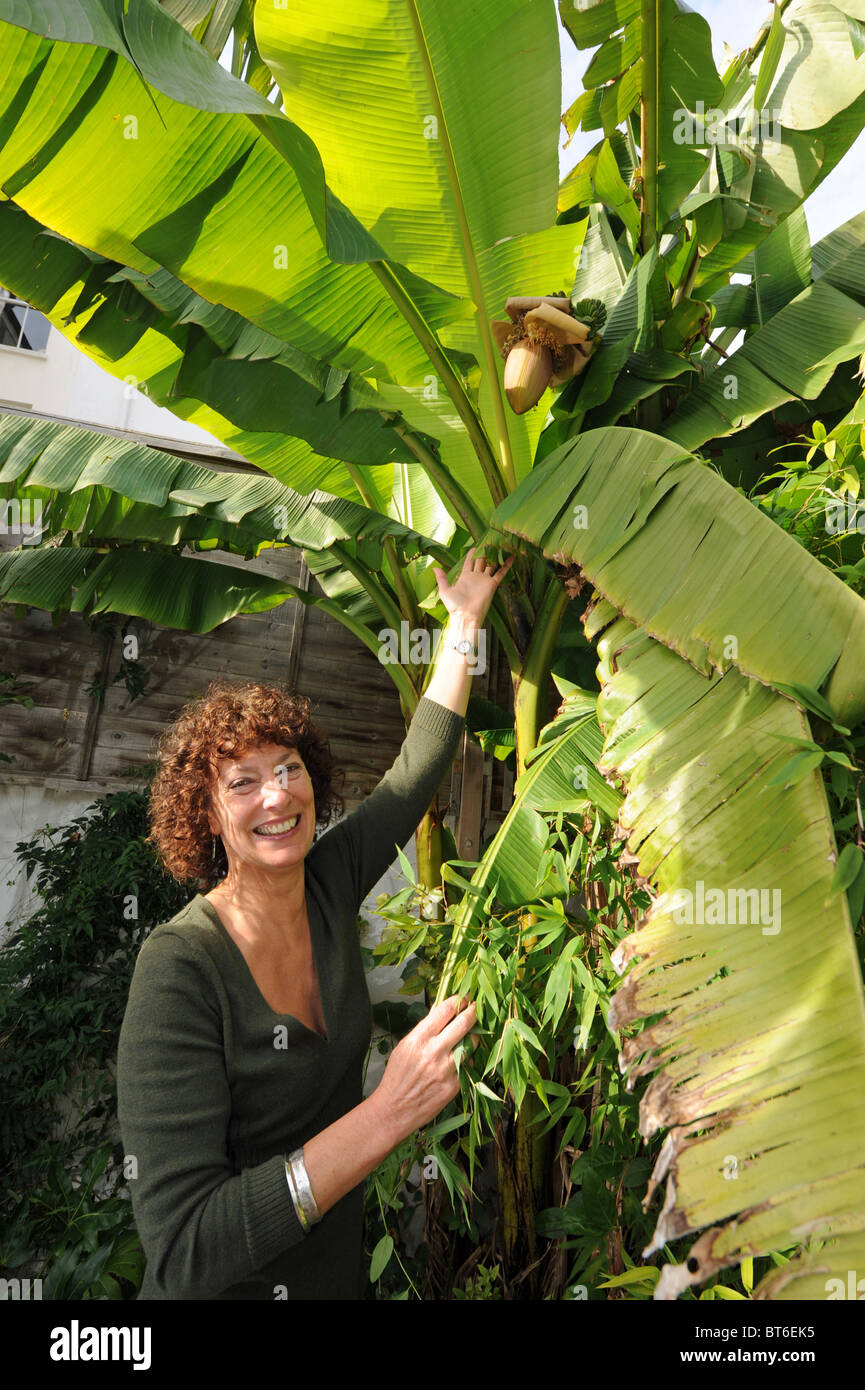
[
  {"left": 299, "top": 996, "right": 479, "bottom": 1220},
  {"left": 432, "top": 547, "right": 514, "bottom": 627},
  {"left": 370, "top": 994, "right": 478, "bottom": 1144}
]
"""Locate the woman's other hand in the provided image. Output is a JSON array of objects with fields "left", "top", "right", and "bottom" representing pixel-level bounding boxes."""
[{"left": 369, "top": 994, "right": 479, "bottom": 1143}]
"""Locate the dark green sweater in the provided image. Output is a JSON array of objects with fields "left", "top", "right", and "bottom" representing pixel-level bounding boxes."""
[{"left": 116, "top": 695, "right": 465, "bottom": 1300}]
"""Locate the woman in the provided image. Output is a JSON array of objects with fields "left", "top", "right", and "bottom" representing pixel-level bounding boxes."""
[{"left": 116, "top": 547, "right": 513, "bottom": 1300}]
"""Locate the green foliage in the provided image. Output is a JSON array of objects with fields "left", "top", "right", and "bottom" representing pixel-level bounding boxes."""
[
  {"left": 750, "top": 408, "right": 865, "bottom": 591},
  {"left": 0, "top": 786, "right": 193, "bottom": 1297},
  {"left": 745, "top": 409, "right": 865, "bottom": 969},
  {"left": 0, "top": 669, "right": 35, "bottom": 708},
  {"left": 452, "top": 1263, "right": 503, "bottom": 1300},
  {"left": 0, "top": 669, "right": 35, "bottom": 764},
  {"left": 365, "top": 799, "right": 642, "bottom": 1296},
  {"left": 363, "top": 794, "right": 800, "bottom": 1298},
  {"left": 82, "top": 615, "right": 152, "bottom": 705},
  {"left": 3, "top": 0, "right": 865, "bottom": 1300}
]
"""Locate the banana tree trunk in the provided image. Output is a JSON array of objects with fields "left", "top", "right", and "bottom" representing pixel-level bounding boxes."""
[{"left": 497, "top": 579, "right": 570, "bottom": 1290}]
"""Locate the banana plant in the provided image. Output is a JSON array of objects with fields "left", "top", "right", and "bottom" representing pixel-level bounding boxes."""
[
  {"left": 4, "top": 0, "right": 865, "bottom": 754},
  {"left": 474, "top": 423, "right": 865, "bottom": 1298},
  {"left": 3, "top": 0, "right": 865, "bottom": 1292},
  {"left": 157, "top": 0, "right": 278, "bottom": 93}
]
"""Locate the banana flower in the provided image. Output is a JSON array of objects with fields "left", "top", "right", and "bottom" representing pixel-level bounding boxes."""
[{"left": 492, "top": 296, "right": 606, "bottom": 414}]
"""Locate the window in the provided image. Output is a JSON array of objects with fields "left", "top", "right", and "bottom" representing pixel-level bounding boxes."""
[{"left": 0, "top": 286, "right": 50, "bottom": 353}]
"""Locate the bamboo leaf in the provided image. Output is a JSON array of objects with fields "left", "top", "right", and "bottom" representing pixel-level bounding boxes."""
[
  {"left": 369, "top": 1234, "right": 394, "bottom": 1282},
  {"left": 766, "top": 750, "right": 824, "bottom": 786},
  {"left": 829, "top": 842, "right": 864, "bottom": 896}
]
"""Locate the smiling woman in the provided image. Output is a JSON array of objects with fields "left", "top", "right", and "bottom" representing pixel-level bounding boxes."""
[
  {"left": 145, "top": 682, "right": 346, "bottom": 1035},
  {"left": 146, "top": 682, "right": 344, "bottom": 890},
  {"left": 115, "top": 547, "right": 513, "bottom": 1300}
]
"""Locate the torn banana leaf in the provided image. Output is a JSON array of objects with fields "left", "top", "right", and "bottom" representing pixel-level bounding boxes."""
[
  {"left": 592, "top": 614, "right": 865, "bottom": 1299},
  {"left": 483, "top": 426, "right": 865, "bottom": 727},
  {"left": 483, "top": 425, "right": 865, "bottom": 1298}
]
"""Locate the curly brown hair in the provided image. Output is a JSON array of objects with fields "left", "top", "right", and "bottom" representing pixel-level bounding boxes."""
[{"left": 146, "top": 679, "right": 344, "bottom": 889}]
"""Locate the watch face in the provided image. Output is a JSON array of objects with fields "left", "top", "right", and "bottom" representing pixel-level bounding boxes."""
[{"left": 454, "top": 639, "right": 472, "bottom": 654}]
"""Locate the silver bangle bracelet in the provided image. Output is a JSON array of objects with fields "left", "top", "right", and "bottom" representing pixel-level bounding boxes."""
[
  {"left": 283, "top": 1156, "right": 309, "bottom": 1234},
  {"left": 284, "top": 1147, "right": 321, "bottom": 1233}
]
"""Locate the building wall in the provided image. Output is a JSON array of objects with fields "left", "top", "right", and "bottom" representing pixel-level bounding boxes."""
[{"left": 0, "top": 290, "right": 236, "bottom": 457}]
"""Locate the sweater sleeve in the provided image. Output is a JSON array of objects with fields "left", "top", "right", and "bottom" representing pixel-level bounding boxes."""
[
  {"left": 116, "top": 929, "right": 305, "bottom": 1299},
  {"left": 311, "top": 695, "right": 465, "bottom": 907}
]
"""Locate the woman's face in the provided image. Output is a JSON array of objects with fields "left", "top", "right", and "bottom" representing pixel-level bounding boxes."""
[{"left": 206, "top": 741, "right": 316, "bottom": 876}]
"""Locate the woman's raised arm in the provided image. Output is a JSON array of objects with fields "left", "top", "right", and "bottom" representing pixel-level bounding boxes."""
[{"left": 422, "top": 547, "right": 514, "bottom": 717}]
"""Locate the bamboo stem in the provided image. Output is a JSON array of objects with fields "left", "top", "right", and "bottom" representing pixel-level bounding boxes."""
[{"left": 433, "top": 578, "right": 569, "bottom": 1004}]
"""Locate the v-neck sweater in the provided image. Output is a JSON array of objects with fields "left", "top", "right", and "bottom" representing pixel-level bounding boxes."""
[{"left": 116, "top": 695, "right": 465, "bottom": 1300}]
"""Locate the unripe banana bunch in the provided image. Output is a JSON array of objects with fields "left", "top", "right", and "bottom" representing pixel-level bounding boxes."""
[{"left": 492, "top": 295, "right": 607, "bottom": 415}]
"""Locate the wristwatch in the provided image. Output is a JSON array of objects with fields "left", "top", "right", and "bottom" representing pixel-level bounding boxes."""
[{"left": 444, "top": 635, "right": 478, "bottom": 660}]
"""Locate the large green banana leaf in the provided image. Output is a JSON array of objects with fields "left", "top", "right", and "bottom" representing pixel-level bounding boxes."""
[
  {"left": 0, "top": 0, "right": 579, "bottom": 511},
  {"left": 0, "top": 1, "right": 487, "bottom": 500},
  {"left": 480, "top": 424, "right": 865, "bottom": 1296},
  {"left": 0, "top": 408, "right": 456, "bottom": 694},
  {"left": 0, "top": 544, "right": 292, "bottom": 631},
  {"left": 0, "top": 409, "right": 450, "bottom": 565},
  {"left": 484, "top": 427, "right": 865, "bottom": 727},
  {"left": 158, "top": 0, "right": 275, "bottom": 93},
  {"left": 0, "top": 198, "right": 442, "bottom": 514},
  {"left": 592, "top": 614, "right": 865, "bottom": 1300},
  {"left": 255, "top": 0, "right": 583, "bottom": 491}
]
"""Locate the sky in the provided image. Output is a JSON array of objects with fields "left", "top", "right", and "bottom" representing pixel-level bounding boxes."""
[{"left": 558, "top": 0, "right": 865, "bottom": 247}]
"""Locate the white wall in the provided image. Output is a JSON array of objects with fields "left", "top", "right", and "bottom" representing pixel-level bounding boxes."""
[{"left": 0, "top": 309, "right": 233, "bottom": 456}]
